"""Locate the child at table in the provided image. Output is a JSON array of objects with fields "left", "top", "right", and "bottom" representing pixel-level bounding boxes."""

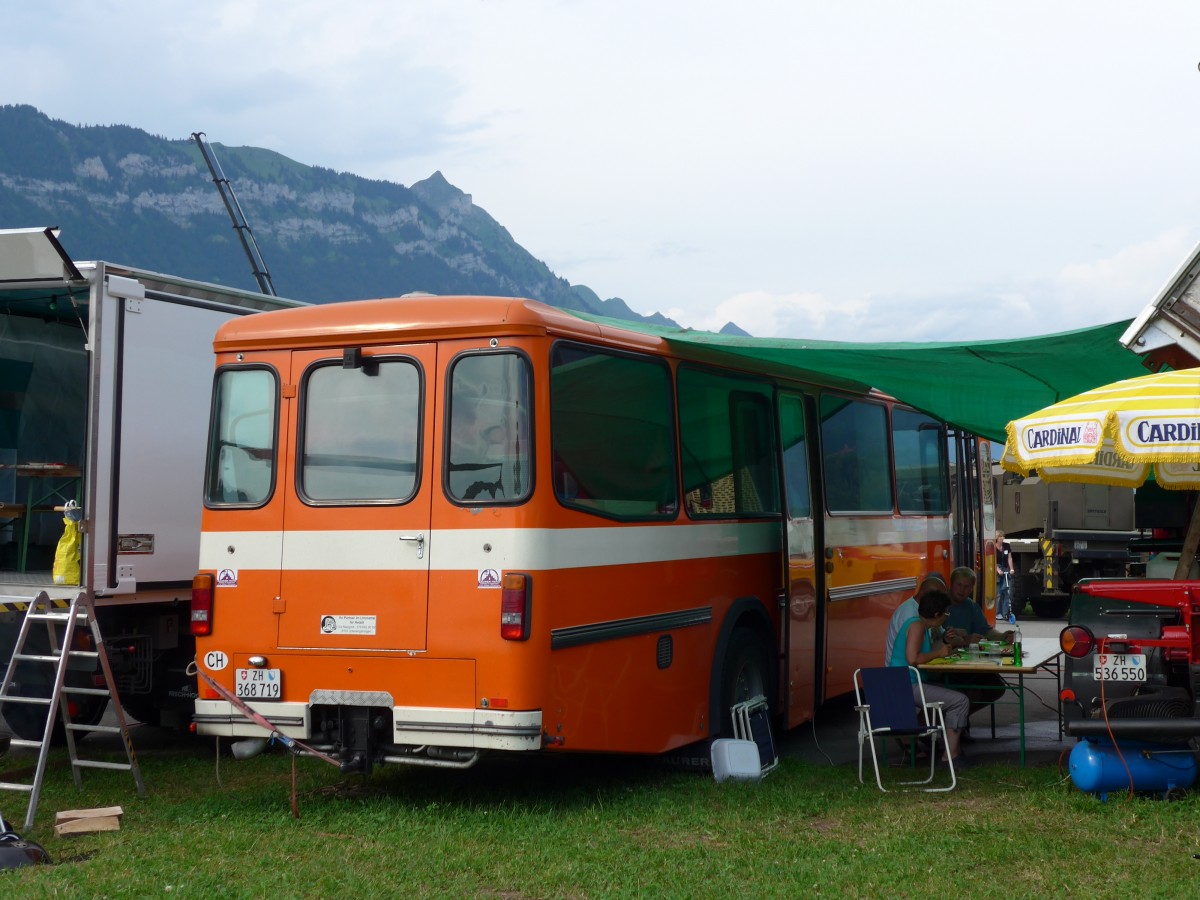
[{"left": 889, "top": 588, "right": 972, "bottom": 767}]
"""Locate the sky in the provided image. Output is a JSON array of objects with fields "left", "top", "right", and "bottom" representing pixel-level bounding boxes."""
[{"left": 6, "top": 1, "right": 1200, "bottom": 343}]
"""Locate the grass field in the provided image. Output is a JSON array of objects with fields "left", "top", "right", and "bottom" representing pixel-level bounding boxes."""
[{"left": 3, "top": 736, "right": 1199, "bottom": 897}]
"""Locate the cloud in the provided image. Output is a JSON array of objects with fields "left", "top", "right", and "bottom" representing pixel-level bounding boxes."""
[
  {"left": 666, "top": 229, "right": 1199, "bottom": 344},
  {"left": 6, "top": 2, "right": 1200, "bottom": 348},
  {"left": 673, "top": 291, "right": 870, "bottom": 340},
  {"left": 1050, "top": 228, "right": 1195, "bottom": 324}
]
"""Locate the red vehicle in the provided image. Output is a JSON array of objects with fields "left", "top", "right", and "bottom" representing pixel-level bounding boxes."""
[{"left": 1060, "top": 579, "right": 1200, "bottom": 740}]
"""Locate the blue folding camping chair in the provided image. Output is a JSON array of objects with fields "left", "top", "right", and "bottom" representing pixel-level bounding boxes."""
[{"left": 854, "top": 666, "right": 956, "bottom": 792}]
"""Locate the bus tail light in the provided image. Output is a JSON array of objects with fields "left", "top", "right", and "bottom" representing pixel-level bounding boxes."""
[
  {"left": 191, "top": 573, "right": 214, "bottom": 636},
  {"left": 500, "top": 573, "right": 531, "bottom": 641}
]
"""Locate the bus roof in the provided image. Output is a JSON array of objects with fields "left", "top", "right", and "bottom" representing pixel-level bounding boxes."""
[
  {"left": 212, "top": 293, "right": 876, "bottom": 397},
  {"left": 212, "top": 294, "right": 666, "bottom": 353},
  {"left": 215, "top": 292, "right": 1149, "bottom": 445}
]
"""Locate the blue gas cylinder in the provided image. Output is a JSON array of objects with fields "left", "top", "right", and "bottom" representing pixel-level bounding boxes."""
[{"left": 1069, "top": 737, "right": 1198, "bottom": 797}]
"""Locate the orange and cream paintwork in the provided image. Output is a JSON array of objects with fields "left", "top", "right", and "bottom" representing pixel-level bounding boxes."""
[{"left": 192, "top": 296, "right": 955, "bottom": 761}]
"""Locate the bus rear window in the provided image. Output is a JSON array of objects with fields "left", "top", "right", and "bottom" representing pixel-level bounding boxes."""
[
  {"left": 299, "top": 359, "right": 421, "bottom": 503},
  {"left": 550, "top": 343, "right": 677, "bottom": 520},
  {"left": 446, "top": 352, "right": 533, "bottom": 504},
  {"left": 205, "top": 367, "right": 277, "bottom": 506}
]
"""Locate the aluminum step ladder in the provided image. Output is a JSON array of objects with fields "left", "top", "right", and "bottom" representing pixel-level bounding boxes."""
[{"left": 0, "top": 591, "right": 145, "bottom": 831}]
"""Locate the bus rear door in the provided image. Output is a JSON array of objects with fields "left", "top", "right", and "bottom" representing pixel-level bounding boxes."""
[{"left": 275, "top": 345, "right": 436, "bottom": 652}]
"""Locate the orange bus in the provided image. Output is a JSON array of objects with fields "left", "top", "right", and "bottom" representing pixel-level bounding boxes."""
[{"left": 191, "top": 295, "right": 958, "bottom": 770}]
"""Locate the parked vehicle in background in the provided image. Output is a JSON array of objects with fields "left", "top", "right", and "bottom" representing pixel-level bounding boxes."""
[
  {"left": 1061, "top": 579, "right": 1200, "bottom": 743},
  {"left": 994, "top": 468, "right": 1138, "bottom": 618},
  {"left": 0, "top": 227, "right": 298, "bottom": 739},
  {"left": 191, "top": 294, "right": 981, "bottom": 772}
]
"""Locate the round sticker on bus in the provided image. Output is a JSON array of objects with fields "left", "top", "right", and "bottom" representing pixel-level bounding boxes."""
[{"left": 203, "top": 650, "right": 229, "bottom": 671}]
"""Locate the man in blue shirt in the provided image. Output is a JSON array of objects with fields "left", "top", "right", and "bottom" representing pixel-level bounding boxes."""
[
  {"left": 946, "top": 567, "right": 1015, "bottom": 645},
  {"left": 941, "top": 567, "right": 1015, "bottom": 725}
]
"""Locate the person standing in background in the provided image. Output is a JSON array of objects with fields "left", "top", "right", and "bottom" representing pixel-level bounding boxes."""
[{"left": 995, "top": 531, "right": 1016, "bottom": 624}]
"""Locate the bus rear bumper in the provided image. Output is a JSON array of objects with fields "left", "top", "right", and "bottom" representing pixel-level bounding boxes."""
[{"left": 194, "top": 700, "right": 543, "bottom": 751}]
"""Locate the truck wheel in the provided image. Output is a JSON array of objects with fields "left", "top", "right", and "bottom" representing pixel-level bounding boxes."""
[
  {"left": 718, "top": 627, "right": 774, "bottom": 737},
  {"left": 1030, "top": 594, "right": 1071, "bottom": 619},
  {"left": 1, "top": 669, "right": 107, "bottom": 745}
]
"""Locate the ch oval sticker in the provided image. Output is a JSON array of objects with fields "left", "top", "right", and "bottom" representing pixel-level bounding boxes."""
[{"left": 203, "top": 650, "right": 229, "bottom": 671}]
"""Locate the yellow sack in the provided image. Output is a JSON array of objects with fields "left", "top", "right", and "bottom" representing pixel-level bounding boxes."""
[{"left": 52, "top": 501, "right": 82, "bottom": 585}]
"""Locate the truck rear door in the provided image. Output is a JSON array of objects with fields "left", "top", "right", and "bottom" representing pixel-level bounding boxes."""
[
  {"left": 275, "top": 346, "right": 436, "bottom": 652},
  {"left": 101, "top": 276, "right": 248, "bottom": 591}
]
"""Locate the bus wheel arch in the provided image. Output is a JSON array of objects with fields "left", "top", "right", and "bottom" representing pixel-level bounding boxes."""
[{"left": 708, "top": 598, "right": 776, "bottom": 738}]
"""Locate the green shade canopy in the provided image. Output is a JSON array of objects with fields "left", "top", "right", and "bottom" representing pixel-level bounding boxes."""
[{"left": 573, "top": 314, "right": 1149, "bottom": 444}]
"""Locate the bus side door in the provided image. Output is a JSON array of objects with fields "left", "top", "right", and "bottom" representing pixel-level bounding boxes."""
[{"left": 778, "top": 391, "right": 819, "bottom": 727}]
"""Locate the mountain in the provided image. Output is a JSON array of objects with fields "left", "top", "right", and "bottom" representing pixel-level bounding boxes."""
[
  {"left": 0, "top": 104, "right": 689, "bottom": 329},
  {"left": 719, "top": 322, "right": 752, "bottom": 337}
]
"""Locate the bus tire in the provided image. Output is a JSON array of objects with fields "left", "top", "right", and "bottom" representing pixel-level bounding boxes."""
[{"left": 717, "top": 627, "right": 774, "bottom": 737}]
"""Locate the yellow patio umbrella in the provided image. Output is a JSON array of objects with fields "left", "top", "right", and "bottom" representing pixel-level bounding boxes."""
[{"left": 1003, "top": 366, "right": 1200, "bottom": 578}]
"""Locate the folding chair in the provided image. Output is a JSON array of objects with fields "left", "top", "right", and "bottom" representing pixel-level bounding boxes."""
[
  {"left": 854, "top": 666, "right": 956, "bottom": 792},
  {"left": 731, "top": 695, "right": 778, "bottom": 777}
]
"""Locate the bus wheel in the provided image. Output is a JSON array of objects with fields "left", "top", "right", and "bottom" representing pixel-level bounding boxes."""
[{"left": 718, "top": 627, "right": 773, "bottom": 737}]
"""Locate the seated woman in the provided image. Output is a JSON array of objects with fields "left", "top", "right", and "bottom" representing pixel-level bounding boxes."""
[{"left": 888, "top": 588, "right": 972, "bottom": 767}]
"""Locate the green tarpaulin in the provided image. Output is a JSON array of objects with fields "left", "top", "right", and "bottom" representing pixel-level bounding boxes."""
[{"left": 575, "top": 315, "right": 1150, "bottom": 444}]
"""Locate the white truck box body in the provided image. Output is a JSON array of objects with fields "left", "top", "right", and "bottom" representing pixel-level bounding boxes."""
[{"left": 0, "top": 227, "right": 300, "bottom": 731}]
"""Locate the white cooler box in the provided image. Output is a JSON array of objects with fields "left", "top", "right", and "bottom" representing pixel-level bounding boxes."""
[{"left": 710, "top": 738, "right": 762, "bottom": 783}]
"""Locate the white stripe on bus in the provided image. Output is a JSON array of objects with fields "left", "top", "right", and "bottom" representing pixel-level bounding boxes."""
[
  {"left": 201, "top": 522, "right": 777, "bottom": 571},
  {"left": 199, "top": 516, "right": 950, "bottom": 573}
]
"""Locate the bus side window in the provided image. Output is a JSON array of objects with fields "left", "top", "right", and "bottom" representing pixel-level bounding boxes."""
[
  {"left": 779, "top": 393, "right": 811, "bottom": 519},
  {"left": 679, "top": 366, "right": 778, "bottom": 518},
  {"left": 550, "top": 343, "right": 676, "bottom": 520},
  {"left": 892, "top": 409, "right": 948, "bottom": 514},
  {"left": 819, "top": 395, "right": 892, "bottom": 514}
]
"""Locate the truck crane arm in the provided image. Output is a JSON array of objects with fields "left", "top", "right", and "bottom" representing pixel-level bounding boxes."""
[{"left": 191, "top": 131, "right": 277, "bottom": 297}]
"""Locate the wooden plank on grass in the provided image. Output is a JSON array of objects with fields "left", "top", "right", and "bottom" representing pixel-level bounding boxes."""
[
  {"left": 54, "top": 806, "right": 124, "bottom": 836},
  {"left": 55, "top": 815, "right": 121, "bottom": 836}
]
